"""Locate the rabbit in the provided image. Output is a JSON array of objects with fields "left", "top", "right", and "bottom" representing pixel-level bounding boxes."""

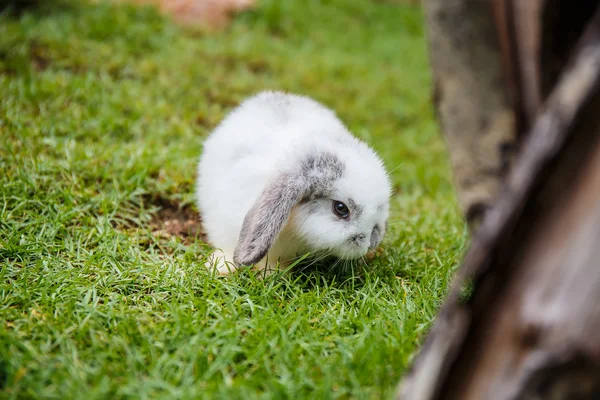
[{"left": 196, "top": 91, "right": 391, "bottom": 275}]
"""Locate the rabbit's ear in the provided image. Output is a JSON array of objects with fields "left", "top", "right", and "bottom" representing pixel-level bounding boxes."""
[
  {"left": 233, "top": 173, "right": 305, "bottom": 266},
  {"left": 233, "top": 152, "right": 344, "bottom": 266}
]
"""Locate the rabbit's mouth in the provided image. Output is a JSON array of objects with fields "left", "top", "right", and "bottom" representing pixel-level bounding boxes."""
[{"left": 334, "top": 242, "right": 370, "bottom": 260}]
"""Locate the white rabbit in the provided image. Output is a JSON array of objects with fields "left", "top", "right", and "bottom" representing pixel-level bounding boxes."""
[{"left": 196, "top": 91, "right": 391, "bottom": 275}]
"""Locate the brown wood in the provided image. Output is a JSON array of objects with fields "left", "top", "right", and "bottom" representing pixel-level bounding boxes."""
[
  {"left": 397, "top": 1, "right": 600, "bottom": 399},
  {"left": 512, "top": 0, "right": 544, "bottom": 124},
  {"left": 492, "top": 0, "right": 545, "bottom": 132}
]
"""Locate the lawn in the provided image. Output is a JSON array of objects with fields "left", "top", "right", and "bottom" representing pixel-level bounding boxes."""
[{"left": 0, "top": 0, "right": 467, "bottom": 398}]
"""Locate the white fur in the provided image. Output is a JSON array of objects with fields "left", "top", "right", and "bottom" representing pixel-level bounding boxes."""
[{"left": 196, "top": 91, "right": 391, "bottom": 275}]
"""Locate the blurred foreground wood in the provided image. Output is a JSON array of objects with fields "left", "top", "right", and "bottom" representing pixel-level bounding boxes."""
[{"left": 397, "top": 1, "right": 600, "bottom": 399}]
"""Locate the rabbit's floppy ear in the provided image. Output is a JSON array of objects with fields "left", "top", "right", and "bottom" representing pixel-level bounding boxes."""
[{"left": 233, "top": 152, "right": 344, "bottom": 266}]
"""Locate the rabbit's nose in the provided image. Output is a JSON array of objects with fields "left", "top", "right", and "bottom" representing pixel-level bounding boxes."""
[{"left": 351, "top": 234, "right": 366, "bottom": 244}]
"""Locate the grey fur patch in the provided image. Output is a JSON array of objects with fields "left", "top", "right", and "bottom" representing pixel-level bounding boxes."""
[
  {"left": 233, "top": 152, "right": 344, "bottom": 266},
  {"left": 301, "top": 152, "right": 344, "bottom": 194}
]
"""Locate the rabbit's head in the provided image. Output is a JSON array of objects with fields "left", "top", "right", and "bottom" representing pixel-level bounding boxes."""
[{"left": 233, "top": 146, "right": 391, "bottom": 266}]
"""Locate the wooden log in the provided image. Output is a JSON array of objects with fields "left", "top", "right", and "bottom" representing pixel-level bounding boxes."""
[{"left": 397, "top": 2, "right": 600, "bottom": 399}]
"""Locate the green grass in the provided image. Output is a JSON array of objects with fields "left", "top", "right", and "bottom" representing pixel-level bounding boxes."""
[{"left": 0, "top": 1, "right": 467, "bottom": 398}]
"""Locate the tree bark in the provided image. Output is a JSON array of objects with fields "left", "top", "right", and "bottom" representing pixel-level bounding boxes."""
[
  {"left": 397, "top": 1, "right": 600, "bottom": 399},
  {"left": 424, "top": 0, "right": 517, "bottom": 230}
]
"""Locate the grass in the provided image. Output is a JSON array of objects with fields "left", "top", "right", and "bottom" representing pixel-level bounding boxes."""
[{"left": 0, "top": 0, "right": 467, "bottom": 398}]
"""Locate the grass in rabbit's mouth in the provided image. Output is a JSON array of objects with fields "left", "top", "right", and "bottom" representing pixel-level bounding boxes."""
[{"left": 0, "top": 0, "right": 467, "bottom": 398}]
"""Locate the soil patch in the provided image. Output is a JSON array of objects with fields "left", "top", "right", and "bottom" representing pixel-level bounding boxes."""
[{"left": 146, "top": 195, "right": 207, "bottom": 244}]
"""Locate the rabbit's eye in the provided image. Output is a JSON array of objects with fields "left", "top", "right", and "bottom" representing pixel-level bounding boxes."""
[{"left": 332, "top": 201, "right": 350, "bottom": 219}]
